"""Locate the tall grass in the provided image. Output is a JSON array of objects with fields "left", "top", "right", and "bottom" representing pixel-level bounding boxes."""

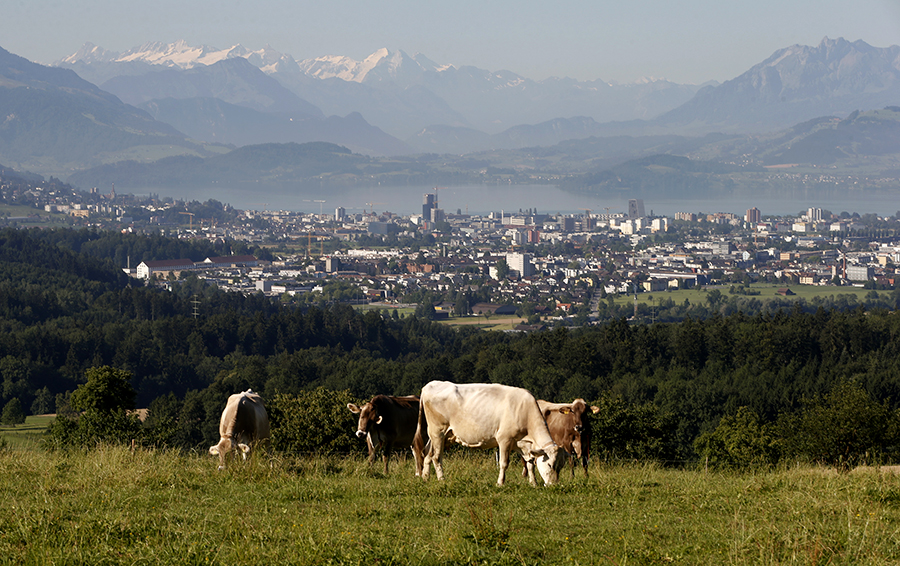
[{"left": 2, "top": 446, "right": 900, "bottom": 565}]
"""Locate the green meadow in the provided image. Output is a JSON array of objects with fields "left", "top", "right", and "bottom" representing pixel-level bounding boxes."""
[
  {"left": 2, "top": 436, "right": 900, "bottom": 565},
  {"left": 610, "top": 283, "right": 882, "bottom": 308}
]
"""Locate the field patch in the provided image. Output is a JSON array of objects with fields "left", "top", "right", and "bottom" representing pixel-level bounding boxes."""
[{"left": 3, "top": 447, "right": 900, "bottom": 564}]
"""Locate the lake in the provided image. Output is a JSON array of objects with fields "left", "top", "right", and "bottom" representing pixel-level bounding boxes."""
[{"left": 145, "top": 183, "right": 900, "bottom": 218}]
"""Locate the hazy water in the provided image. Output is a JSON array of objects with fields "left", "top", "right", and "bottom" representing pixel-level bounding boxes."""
[{"left": 146, "top": 183, "right": 900, "bottom": 218}]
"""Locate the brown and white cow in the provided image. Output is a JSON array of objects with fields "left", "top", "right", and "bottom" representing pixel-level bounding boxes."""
[
  {"left": 524, "top": 399, "right": 600, "bottom": 479},
  {"left": 347, "top": 395, "right": 425, "bottom": 475},
  {"left": 209, "top": 389, "right": 270, "bottom": 470},
  {"left": 415, "top": 381, "right": 563, "bottom": 486}
]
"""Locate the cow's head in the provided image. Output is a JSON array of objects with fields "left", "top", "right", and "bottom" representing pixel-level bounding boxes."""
[
  {"left": 209, "top": 438, "right": 233, "bottom": 471},
  {"left": 530, "top": 442, "right": 564, "bottom": 486},
  {"left": 556, "top": 399, "right": 600, "bottom": 433},
  {"left": 347, "top": 402, "right": 382, "bottom": 439}
]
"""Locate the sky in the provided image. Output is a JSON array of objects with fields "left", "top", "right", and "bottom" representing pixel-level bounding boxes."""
[{"left": 3, "top": 0, "right": 900, "bottom": 84}]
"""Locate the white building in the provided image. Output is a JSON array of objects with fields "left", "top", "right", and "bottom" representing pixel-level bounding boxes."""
[{"left": 506, "top": 252, "right": 534, "bottom": 277}]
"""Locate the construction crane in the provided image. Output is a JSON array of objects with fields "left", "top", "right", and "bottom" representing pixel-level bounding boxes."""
[
  {"left": 178, "top": 211, "right": 195, "bottom": 230},
  {"left": 366, "top": 202, "right": 385, "bottom": 215},
  {"left": 433, "top": 187, "right": 446, "bottom": 208},
  {"left": 304, "top": 199, "right": 326, "bottom": 218}
]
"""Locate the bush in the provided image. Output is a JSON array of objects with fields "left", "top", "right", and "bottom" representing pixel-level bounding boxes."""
[
  {"left": 47, "top": 408, "right": 142, "bottom": 449},
  {"left": 777, "top": 380, "right": 900, "bottom": 471},
  {"left": 269, "top": 388, "right": 366, "bottom": 456},
  {"left": 1, "top": 398, "right": 25, "bottom": 426},
  {"left": 694, "top": 406, "right": 780, "bottom": 469},
  {"left": 46, "top": 366, "right": 142, "bottom": 449},
  {"left": 591, "top": 396, "right": 679, "bottom": 463},
  {"left": 71, "top": 366, "right": 136, "bottom": 413}
]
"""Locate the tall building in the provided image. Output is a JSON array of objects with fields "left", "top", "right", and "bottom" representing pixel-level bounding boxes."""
[
  {"left": 746, "top": 207, "right": 761, "bottom": 224},
  {"left": 335, "top": 207, "right": 346, "bottom": 222},
  {"left": 423, "top": 193, "right": 436, "bottom": 219},
  {"left": 807, "top": 207, "right": 823, "bottom": 223},
  {"left": 628, "top": 199, "right": 645, "bottom": 219},
  {"left": 506, "top": 252, "right": 534, "bottom": 277}
]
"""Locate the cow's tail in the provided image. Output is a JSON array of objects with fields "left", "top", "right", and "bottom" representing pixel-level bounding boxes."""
[{"left": 413, "top": 400, "right": 428, "bottom": 477}]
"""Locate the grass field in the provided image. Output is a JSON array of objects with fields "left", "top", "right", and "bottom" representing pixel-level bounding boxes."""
[
  {"left": 0, "top": 415, "right": 54, "bottom": 451},
  {"left": 2, "top": 442, "right": 900, "bottom": 565},
  {"left": 609, "top": 283, "right": 883, "bottom": 309}
]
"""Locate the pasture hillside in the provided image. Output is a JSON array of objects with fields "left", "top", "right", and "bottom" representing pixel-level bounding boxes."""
[{"left": 2, "top": 446, "right": 900, "bottom": 565}]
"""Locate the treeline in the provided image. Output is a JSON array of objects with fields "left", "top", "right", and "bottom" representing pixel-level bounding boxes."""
[{"left": 4, "top": 227, "right": 900, "bottom": 464}]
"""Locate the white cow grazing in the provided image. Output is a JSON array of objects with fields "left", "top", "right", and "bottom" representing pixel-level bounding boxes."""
[
  {"left": 209, "top": 389, "right": 270, "bottom": 470},
  {"left": 416, "top": 381, "right": 562, "bottom": 486}
]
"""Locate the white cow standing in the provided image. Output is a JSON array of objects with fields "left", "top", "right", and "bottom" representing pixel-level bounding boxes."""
[
  {"left": 416, "top": 380, "right": 562, "bottom": 486},
  {"left": 209, "top": 389, "right": 270, "bottom": 470}
]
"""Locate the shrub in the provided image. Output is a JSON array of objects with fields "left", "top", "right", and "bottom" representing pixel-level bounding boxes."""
[
  {"left": 46, "top": 366, "right": 142, "bottom": 449},
  {"left": 591, "top": 396, "right": 679, "bottom": 463},
  {"left": 71, "top": 366, "right": 136, "bottom": 413},
  {"left": 694, "top": 406, "right": 780, "bottom": 469},
  {"left": 1, "top": 398, "right": 25, "bottom": 426},
  {"left": 268, "top": 388, "right": 366, "bottom": 456},
  {"left": 777, "top": 380, "right": 900, "bottom": 471}
]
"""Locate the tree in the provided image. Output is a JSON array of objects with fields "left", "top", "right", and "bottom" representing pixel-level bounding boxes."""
[
  {"left": 30, "top": 387, "right": 54, "bottom": 415},
  {"left": 268, "top": 388, "right": 363, "bottom": 455},
  {"left": 47, "top": 366, "right": 141, "bottom": 448},
  {"left": 777, "top": 381, "right": 898, "bottom": 471},
  {"left": 494, "top": 258, "right": 510, "bottom": 280},
  {"left": 70, "top": 366, "right": 136, "bottom": 413},
  {"left": 1, "top": 398, "right": 25, "bottom": 426},
  {"left": 694, "top": 407, "right": 779, "bottom": 469}
]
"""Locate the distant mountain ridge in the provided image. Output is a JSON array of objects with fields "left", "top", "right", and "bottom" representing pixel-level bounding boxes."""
[
  {"left": 0, "top": 45, "right": 214, "bottom": 176},
  {"left": 56, "top": 41, "right": 706, "bottom": 138},
  {"left": 658, "top": 37, "right": 900, "bottom": 133}
]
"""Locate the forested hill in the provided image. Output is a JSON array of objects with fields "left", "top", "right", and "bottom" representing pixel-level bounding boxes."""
[{"left": 4, "top": 227, "right": 900, "bottom": 462}]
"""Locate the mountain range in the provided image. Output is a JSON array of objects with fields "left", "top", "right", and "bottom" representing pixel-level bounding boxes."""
[
  {"left": 56, "top": 41, "right": 707, "bottom": 141},
  {"left": 1, "top": 36, "right": 899, "bottom": 188},
  {"left": 54, "top": 37, "right": 900, "bottom": 155}
]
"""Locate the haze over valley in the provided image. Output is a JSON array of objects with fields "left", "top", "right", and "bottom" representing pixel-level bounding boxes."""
[{"left": 0, "top": 34, "right": 894, "bottom": 217}]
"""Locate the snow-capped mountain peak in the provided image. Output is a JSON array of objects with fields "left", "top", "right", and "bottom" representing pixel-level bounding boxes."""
[{"left": 57, "top": 40, "right": 293, "bottom": 71}]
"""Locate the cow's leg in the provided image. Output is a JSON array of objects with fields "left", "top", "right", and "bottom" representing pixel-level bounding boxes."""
[
  {"left": 366, "top": 436, "right": 380, "bottom": 466},
  {"left": 496, "top": 440, "right": 512, "bottom": 486},
  {"left": 571, "top": 440, "right": 581, "bottom": 478},
  {"left": 424, "top": 430, "right": 445, "bottom": 481},
  {"left": 412, "top": 435, "right": 426, "bottom": 477},
  {"left": 521, "top": 453, "right": 537, "bottom": 486},
  {"left": 382, "top": 441, "right": 393, "bottom": 475}
]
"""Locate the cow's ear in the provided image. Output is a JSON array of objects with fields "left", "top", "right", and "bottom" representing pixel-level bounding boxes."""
[
  {"left": 375, "top": 415, "right": 383, "bottom": 424},
  {"left": 559, "top": 407, "right": 573, "bottom": 414},
  {"left": 529, "top": 447, "right": 546, "bottom": 457},
  {"left": 347, "top": 403, "right": 361, "bottom": 414},
  {"left": 590, "top": 406, "right": 600, "bottom": 414}
]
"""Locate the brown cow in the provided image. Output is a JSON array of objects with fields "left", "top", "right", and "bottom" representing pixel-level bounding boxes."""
[
  {"left": 209, "top": 390, "right": 270, "bottom": 470},
  {"left": 347, "top": 395, "right": 425, "bottom": 475},
  {"left": 533, "top": 398, "right": 600, "bottom": 478}
]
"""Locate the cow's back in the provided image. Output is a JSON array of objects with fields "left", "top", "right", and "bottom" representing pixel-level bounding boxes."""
[
  {"left": 221, "top": 391, "right": 268, "bottom": 441},
  {"left": 375, "top": 395, "right": 419, "bottom": 444},
  {"left": 211, "top": 390, "right": 270, "bottom": 469},
  {"left": 422, "top": 382, "right": 528, "bottom": 446}
]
